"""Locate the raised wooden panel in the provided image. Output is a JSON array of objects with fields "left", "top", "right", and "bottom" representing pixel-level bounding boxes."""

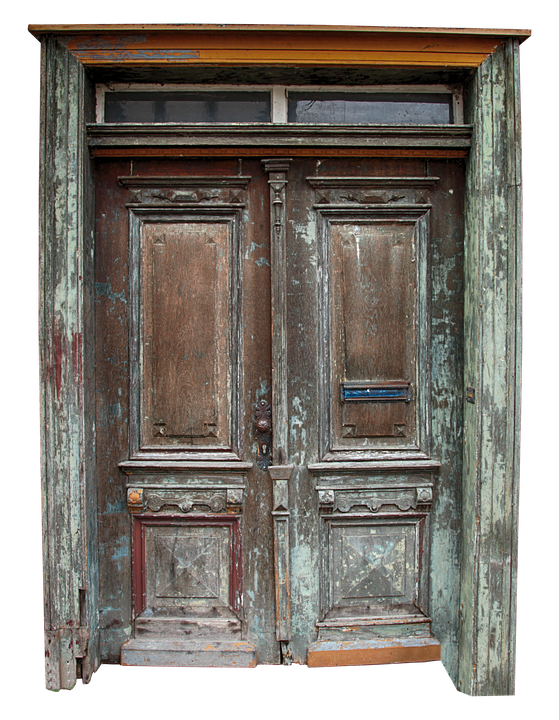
[
  {"left": 123, "top": 175, "right": 249, "bottom": 461},
  {"left": 311, "top": 177, "right": 435, "bottom": 460},
  {"left": 322, "top": 516, "right": 426, "bottom": 620},
  {"left": 332, "top": 522, "right": 414, "bottom": 605},
  {"left": 333, "top": 221, "right": 416, "bottom": 443},
  {"left": 141, "top": 221, "right": 230, "bottom": 449},
  {"left": 132, "top": 516, "right": 242, "bottom": 618}
]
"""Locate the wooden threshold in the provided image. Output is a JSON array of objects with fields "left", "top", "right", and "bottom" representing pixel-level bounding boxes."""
[{"left": 307, "top": 637, "right": 441, "bottom": 667}]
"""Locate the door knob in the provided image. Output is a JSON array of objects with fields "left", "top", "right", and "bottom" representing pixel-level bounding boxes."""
[{"left": 255, "top": 400, "right": 272, "bottom": 470}]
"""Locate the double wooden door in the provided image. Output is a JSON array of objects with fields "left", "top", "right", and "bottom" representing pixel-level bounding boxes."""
[{"left": 94, "top": 154, "right": 464, "bottom": 667}]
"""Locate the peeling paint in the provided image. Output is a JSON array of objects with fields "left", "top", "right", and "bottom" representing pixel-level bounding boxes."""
[
  {"left": 73, "top": 49, "right": 201, "bottom": 62},
  {"left": 95, "top": 279, "right": 127, "bottom": 305}
]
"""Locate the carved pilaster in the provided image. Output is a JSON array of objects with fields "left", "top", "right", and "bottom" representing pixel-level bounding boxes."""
[
  {"left": 262, "top": 160, "right": 291, "bottom": 459},
  {"left": 269, "top": 464, "right": 294, "bottom": 642}
]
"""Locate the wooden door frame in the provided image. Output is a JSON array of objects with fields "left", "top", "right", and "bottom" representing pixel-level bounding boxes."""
[{"left": 30, "top": 24, "right": 528, "bottom": 694}]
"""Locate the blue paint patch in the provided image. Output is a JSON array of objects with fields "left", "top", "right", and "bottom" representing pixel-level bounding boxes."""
[
  {"left": 74, "top": 35, "right": 148, "bottom": 50},
  {"left": 103, "top": 500, "right": 126, "bottom": 515},
  {"left": 111, "top": 544, "right": 129, "bottom": 561},
  {"left": 95, "top": 279, "right": 127, "bottom": 304},
  {"left": 344, "top": 388, "right": 404, "bottom": 400},
  {"left": 107, "top": 402, "right": 122, "bottom": 419},
  {"left": 74, "top": 49, "right": 201, "bottom": 61}
]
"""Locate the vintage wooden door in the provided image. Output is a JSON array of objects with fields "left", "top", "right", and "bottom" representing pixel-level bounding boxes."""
[{"left": 94, "top": 152, "right": 463, "bottom": 668}]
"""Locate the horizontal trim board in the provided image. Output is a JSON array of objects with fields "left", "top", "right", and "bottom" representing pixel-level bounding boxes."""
[
  {"left": 119, "top": 460, "right": 253, "bottom": 473},
  {"left": 88, "top": 123, "right": 471, "bottom": 159},
  {"left": 92, "top": 147, "right": 468, "bottom": 158},
  {"left": 28, "top": 24, "right": 532, "bottom": 38},
  {"left": 88, "top": 123, "right": 471, "bottom": 144},
  {"left": 307, "top": 637, "right": 441, "bottom": 667},
  {"left": 309, "top": 460, "right": 442, "bottom": 472}
]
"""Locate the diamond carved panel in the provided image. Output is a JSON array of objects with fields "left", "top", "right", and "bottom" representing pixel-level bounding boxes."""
[
  {"left": 146, "top": 525, "right": 230, "bottom": 609},
  {"left": 329, "top": 520, "right": 418, "bottom": 613},
  {"left": 340, "top": 532, "right": 407, "bottom": 599},
  {"left": 133, "top": 517, "right": 242, "bottom": 617},
  {"left": 154, "top": 534, "right": 223, "bottom": 600}
]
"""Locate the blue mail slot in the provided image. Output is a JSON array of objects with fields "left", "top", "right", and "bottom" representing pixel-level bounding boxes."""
[{"left": 341, "top": 381, "right": 411, "bottom": 403}]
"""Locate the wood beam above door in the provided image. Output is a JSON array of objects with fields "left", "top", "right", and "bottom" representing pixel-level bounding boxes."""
[{"left": 28, "top": 25, "right": 530, "bottom": 69}]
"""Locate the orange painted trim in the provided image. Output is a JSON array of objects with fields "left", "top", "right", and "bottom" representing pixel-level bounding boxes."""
[
  {"left": 307, "top": 639, "right": 441, "bottom": 667},
  {"left": 28, "top": 24, "right": 532, "bottom": 40},
  {"left": 91, "top": 147, "right": 468, "bottom": 159},
  {"left": 27, "top": 25, "right": 531, "bottom": 69}
]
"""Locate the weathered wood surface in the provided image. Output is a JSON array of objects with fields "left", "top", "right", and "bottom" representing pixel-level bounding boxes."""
[
  {"left": 88, "top": 124, "right": 472, "bottom": 153},
  {"left": 40, "top": 37, "right": 99, "bottom": 690},
  {"left": 35, "top": 27, "right": 524, "bottom": 692},
  {"left": 284, "top": 157, "right": 464, "bottom": 668},
  {"left": 95, "top": 158, "right": 278, "bottom": 664},
  {"left": 459, "top": 38, "right": 522, "bottom": 696},
  {"left": 95, "top": 157, "right": 463, "bottom": 672}
]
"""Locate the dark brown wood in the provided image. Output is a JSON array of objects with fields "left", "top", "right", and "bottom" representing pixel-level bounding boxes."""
[
  {"left": 92, "top": 154, "right": 465, "bottom": 675},
  {"left": 95, "top": 157, "right": 278, "bottom": 664}
]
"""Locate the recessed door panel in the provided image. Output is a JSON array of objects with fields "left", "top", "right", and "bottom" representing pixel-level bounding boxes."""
[
  {"left": 332, "top": 220, "right": 417, "bottom": 445},
  {"left": 141, "top": 221, "right": 231, "bottom": 448}
]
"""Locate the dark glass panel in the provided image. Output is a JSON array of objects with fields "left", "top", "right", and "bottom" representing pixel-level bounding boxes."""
[
  {"left": 287, "top": 92, "right": 453, "bottom": 124},
  {"left": 105, "top": 91, "right": 271, "bottom": 123}
]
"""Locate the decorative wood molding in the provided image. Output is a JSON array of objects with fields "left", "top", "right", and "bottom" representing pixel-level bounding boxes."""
[
  {"left": 262, "top": 160, "right": 291, "bottom": 461},
  {"left": 317, "top": 486, "right": 433, "bottom": 513},
  {"left": 309, "top": 460, "right": 441, "bottom": 473},
  {"left": 262, "top": 159, "right": 293, "bottom": 641},
  {"left": 118, "top": 175, "right": 251, "bottom": 205},
  {"left": 119, "top": 460, "right": 253, "bottom": 473},
  {"left": 131, "top": 515, "right": 243, "bottom": 619},
  {"left": 318, "top": 513, "right": 431, "bottom": 638},
  {"left": 88, "top": 124, "right": 472, "bottom": 158},
  {"left": 126, "top": 487, "right": 244, "bottom": 514}
]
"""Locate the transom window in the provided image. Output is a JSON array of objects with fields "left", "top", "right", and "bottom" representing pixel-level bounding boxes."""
[{"left": 97, "top": 85, "right": 462, "bottom": 125}]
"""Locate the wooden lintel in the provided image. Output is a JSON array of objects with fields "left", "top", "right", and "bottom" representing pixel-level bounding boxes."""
[{"left": 28, "top": 25, "right": 531, "bottom": 70}]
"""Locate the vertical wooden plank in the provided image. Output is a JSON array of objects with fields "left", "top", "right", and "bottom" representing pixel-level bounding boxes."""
[
  {"left": 236, "top": 158, "right": 277, "bottom": 663},
  {"left": 460, "top": 38, "right": 522, "bottom": 696},
  {"left": 94, "top": 159, "right": 133, "bottom": 661},
  {"left": 285, "top": 158, "right": 322, "bottom": 663},
  {"left": 427, "top": 159, "right": 465, "bottom": 687},
  {"left": 39, "top": 36, "right": 99, "bottom": 689}
]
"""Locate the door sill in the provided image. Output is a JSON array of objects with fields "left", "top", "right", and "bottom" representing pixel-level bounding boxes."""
[
  {"left": 307, "top": 637, "right": 441, "bottom": 667},
  {"left": 121, "top": 639, "right": 257, "bottom": 668}
]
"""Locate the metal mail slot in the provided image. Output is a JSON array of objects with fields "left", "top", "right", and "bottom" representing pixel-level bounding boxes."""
[{"left": 341, "top": 381, "right": 411, "bottom": 403}]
